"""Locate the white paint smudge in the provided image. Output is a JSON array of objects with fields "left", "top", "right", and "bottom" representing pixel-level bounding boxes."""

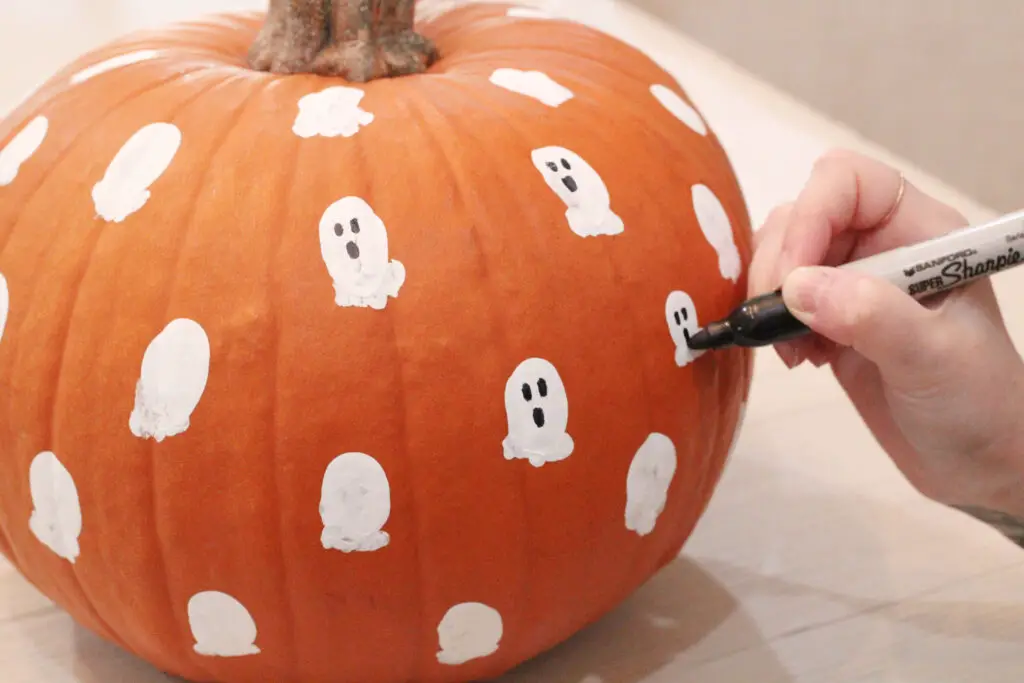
[
  {"left": 318, "top": 196, "right": 405, "bottom": 310},
  {"left": 650, "top": 84, "right": 707, "bottom": 136},
  {"left": 625, "top": 433, "right": 677, "bottom": 536},
  {"left": 0, "top": 115, "right": 48, "bottom": 187},
  {"left": 531, "top": 146, "right": 624, "bottom": 237},
  {"left": 502, "top": 358, "right": 574, "bottom": 467},
  {"left": 187, "top": 591, "right": 261, "bottom": 657},
  {"left": 489, "top": 68, "right": 574, "bottom": 107},
  {"left": 320, "top": 452, "right": 391, "bottom": 553},
  {"left": 0, "top": 272, "right": 8, "bottom": 344},
  {"left": 692, "top": 184, "right": 741, "bottom": 282},
  {"left": 437, "top": 602, "right": 503, "bottom": 665},
  {"left": 70, "top": 50, "right": 161, "bottom": 85},
  {"left": 293, "top": 86, "right": 374, "bottom": 139},
  {"left": 92, "top": 122, "right": 182, "bottom": 223},
  {"left": 28, "top": 451, "right": 82, "bottom": 563},
  {"left": 506, "top": 6, "right": 554, "bottom": 19},
  {"left": 665, "top": 290, "right": 703, "bottom": 368},
  {"left": 129, "top": 318, "right": 210, "bottom": 442}
]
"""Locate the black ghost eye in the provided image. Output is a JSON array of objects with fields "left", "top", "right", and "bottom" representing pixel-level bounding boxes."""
[
  {"left": 681, "top": 308, "right": 689, "bottom": 321},
  {"left": 521, "top": 383, "right": 533, "bottom": 402},
  {"left": 561, "top": 158, "right": 571, "bottom": 170},
  {"left": 546, "top": 161, "right": 558, "bottom": 172},
  {"left": 350, "top": 218, "right": 360, "bottom": 234},
  {"left": 334, "top": 222, "right": 344, "bottom": 236},
  {"left": 673, "top": 311, "right": 681, "bottom": 326},
  {"left": 537, "top": 378, "right": 548, "bottom": 398}
]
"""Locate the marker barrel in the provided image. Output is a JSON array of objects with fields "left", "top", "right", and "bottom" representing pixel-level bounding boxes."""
[
  {"left": 841, "top": 209, "right": 1024, "bottom": 299},
  {"left": 689, "top": 209, "right": 1024, "bottom": 351}
]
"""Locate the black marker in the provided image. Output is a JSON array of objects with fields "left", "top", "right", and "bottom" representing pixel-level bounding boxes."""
[{"left": 688, "top": 208, "right": 1024, "bottom": 351}]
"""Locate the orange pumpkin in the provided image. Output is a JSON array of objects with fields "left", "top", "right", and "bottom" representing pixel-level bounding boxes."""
[{"left": 0, "top": 4, "right": 752, "bottom": 683}]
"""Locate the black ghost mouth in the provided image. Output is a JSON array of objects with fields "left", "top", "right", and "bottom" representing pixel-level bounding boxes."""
[
  {"left": 561, "top": 176, "right": 578, "bottom": 193},
  {"left": 683, "top": 328, "right": 692, "bottom": 344},
  {"left": 346, "top": 241, "right": 360, "bottom": 259},
  {"left": 532, "top": 407, "right": 545, "bottom": 428}
]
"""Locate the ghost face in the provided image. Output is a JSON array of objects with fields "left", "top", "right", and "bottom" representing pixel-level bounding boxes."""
[
  {"left": 319, "top": 196, "right": 405, "bottom": 309},
  {"left": 665, "top": 290, "right": 702, "bottom": 367},
  {"left": 531, "top": 146, "right": 624, "bottom": 237},
  {"left": 320, "top": 197, "right": 389, "bottom": 292},
  {"left": 502, "top": 358, "right": 574, "bottom": 467}
]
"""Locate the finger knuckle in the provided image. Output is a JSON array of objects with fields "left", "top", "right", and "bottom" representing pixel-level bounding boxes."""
[
  {"left": 815, "top": 147, "right": 861, "bottom": 171},
  {"left": 764, "top": 202, "right": 794, "bottom": 226}
]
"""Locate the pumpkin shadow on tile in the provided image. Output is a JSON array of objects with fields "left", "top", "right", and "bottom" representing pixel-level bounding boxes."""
[
  {"left": 71, "top": 623, "right": 184, "bottom": 683},
  {"left": 66, "top": 556, "right": 788, "bottom": 683},
  {"left": 496, "top": 556, "right": 793, "bottom": 682}
]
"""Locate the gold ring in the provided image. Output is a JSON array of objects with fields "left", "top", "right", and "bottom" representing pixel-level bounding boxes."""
[{"left": 880, "top": 172, "right": 906, "bottom": 225}]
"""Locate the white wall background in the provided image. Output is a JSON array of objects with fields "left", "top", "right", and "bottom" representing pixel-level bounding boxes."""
[{"left": 631, "top": 0, "right": 1024, "bottom": 213}]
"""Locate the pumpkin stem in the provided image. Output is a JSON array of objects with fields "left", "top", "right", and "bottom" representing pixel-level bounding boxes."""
[{"left": 249, "top": 0, "right": 438, "bottom": 81}]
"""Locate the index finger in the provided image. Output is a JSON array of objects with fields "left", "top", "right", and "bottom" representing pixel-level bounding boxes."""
[{"left": 774, "top": 149, "right": 969, "bottom": 284}]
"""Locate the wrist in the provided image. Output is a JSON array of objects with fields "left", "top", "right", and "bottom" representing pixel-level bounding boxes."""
[
  {"left": 983, "top": 423, "right": 1024, "bottom": 520},
  {"left": 986, "top": 362, "right": 1024, "bottom": 516},
  {"left": 953, "top": 362, "right": 1024, "bottom": 540}
]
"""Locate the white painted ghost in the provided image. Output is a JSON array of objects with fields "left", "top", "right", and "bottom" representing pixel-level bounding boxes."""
[
  {"left": 187, "top": 591, "right": 261, "bottom": 657},
  {"left": 436, "top": 602, "right": 504, "bottom": 666},
  {"left": 320, "top": 452, "right": 391, "bottom": 553},
  {"left": 664, "top": 290, "right": 703, "bottom": 368},
  {"left": 531, "top": 146, "right": 624, "bottom": 238},
  {"left": 502, "top": 358, "right": 574, "bottom": 467},
  {"left": 489, "top": 68, "right": 574, "bottom": 107},
  {"left": 0, "top": 115, "right": 48, "bottom": 187},
  {"left": 293, "top": 86, "right": 374, "bottom": 139},
  {"left": 129, "top": 318, "right": 211, "bottom": 442},
  {"left": 0, "top": 271, "right": 8, "bottom": 344},
  {"left": 92, "top": 122, "right": 182, "bottom": 223},
  {"left": 650, "top": 84, "right": 708, "bottom": 136},
  {"left": 625, "top": 433, "right": 677, "bottom": 536},
  {"left": 692, "top": 184, "right": 742, "bottom": 282},
  {"left": 28, "top": 451, "right": 82, "bottom": 563},
  {"left": 319, "top": 196, "right": 405, "bottom": 310},
  {"left": 70, "top": 50, "right": 160, "bottom": 85}
]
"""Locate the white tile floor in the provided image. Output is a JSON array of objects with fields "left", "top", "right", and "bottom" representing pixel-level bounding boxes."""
[{"left": 2, "top": 1, "right": 1024, "bottom": 682}]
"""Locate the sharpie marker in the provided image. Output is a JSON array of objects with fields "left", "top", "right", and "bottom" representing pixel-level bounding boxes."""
[{"left": 687, "top": 208, "right": 1024, "bottom": 351}]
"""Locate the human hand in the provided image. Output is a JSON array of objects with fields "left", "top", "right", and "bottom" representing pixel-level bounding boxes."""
[{"left": 748, "top": 149, "right": 1024, "bottom": 516}]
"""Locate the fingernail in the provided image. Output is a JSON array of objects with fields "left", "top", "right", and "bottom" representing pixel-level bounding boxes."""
[
  {"left": 782, "top": 266, "right": 830, "bottom": 322},
  {"left": 776, "top": 341, "right": 806, "bottom": 369},
  {"left": 807, "top": 348, "right": 830, "bottom": 368}
]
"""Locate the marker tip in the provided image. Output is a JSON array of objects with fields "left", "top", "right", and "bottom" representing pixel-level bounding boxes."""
[{"left": 687, "top": 320, "right": 733, "bottom": 351}]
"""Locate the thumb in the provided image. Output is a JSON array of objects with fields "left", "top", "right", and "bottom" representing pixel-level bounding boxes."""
[{"left": 781, "top": 266, "right": 952, "bottom": 386}]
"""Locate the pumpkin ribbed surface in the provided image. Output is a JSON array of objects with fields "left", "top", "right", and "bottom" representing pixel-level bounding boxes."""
[{"left": 0, "top": 4, "right": 753, "bottom": 683}]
